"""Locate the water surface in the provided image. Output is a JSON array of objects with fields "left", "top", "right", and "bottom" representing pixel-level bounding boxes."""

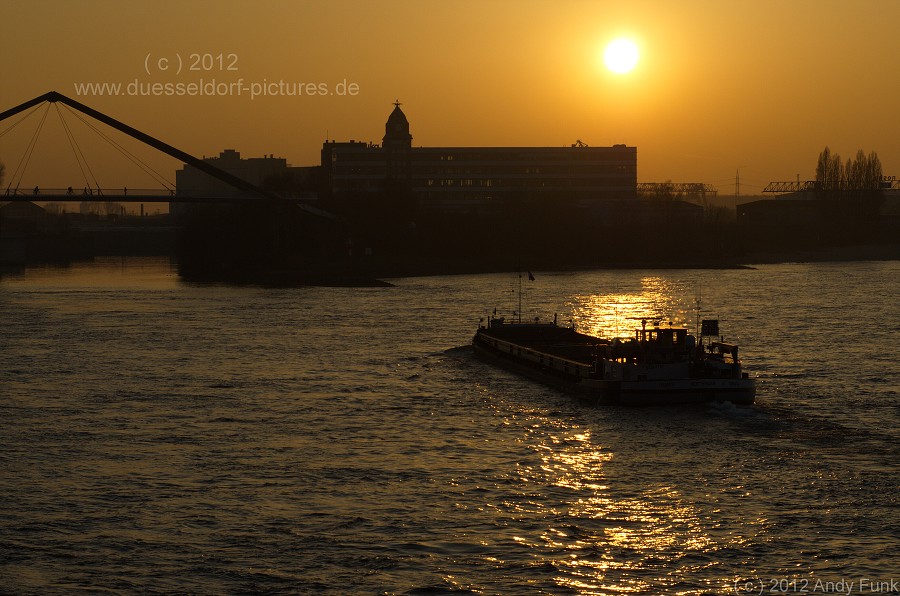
[{"left": 1, "top": 259, "right": 897, "bottom": 594}]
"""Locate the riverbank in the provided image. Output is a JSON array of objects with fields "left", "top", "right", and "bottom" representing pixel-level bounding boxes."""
[
  {"left": 3, "top": 217, "right": 897, "bottom": 285},
  {"left": 739, "top": 242, "right": 900, "bottom": 265},
  {"left": 5, "top": 243, "right": 898, "bottom": 286},
  {"left": 351, "top": 240, "right": 900, "bottom": 280}
]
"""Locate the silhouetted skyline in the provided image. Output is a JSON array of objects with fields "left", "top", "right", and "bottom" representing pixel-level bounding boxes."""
[{"left": 2, "top": 0, "right": 899, "bottom": 193}]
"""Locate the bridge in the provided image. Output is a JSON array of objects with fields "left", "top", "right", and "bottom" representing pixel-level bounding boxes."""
[
  {"left": 762, "top": 181, "right": 817, "bottom": 194},
  {"left": 3, "top": 187, "right": 280, "bottom": 204},
  {"left": 0, "top": 90, "right": 313, "bottom": 207}
]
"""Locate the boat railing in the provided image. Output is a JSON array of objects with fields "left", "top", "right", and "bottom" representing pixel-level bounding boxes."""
[
  {"left": 477, "top": 333, "right": 595, "bottom": 378},
  {"left": 484, "top": 314, "right": 569, "bottom": 330}
]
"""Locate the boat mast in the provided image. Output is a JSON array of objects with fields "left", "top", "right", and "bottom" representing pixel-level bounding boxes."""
[
  {"left": 518, "top": 270, "right": 523, "bottom": 324},
  {"left": 695, "top": 282, "right": 702, "bottom": 340}
]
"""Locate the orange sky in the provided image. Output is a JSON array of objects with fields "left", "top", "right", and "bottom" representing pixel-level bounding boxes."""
[{"left": 2, "top": 0, "right": 899, "bottom": 195}]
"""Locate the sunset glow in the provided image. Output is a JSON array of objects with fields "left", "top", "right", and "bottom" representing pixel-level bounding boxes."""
[{"left": 1, "top": 1, "right": 899, "bottom": 191}]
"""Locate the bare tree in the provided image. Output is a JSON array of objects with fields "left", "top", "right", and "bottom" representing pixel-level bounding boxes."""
[
  {"left": 864, "top": 150, "right": 883, "bottom": 190},
  {"left": 815, "top": 147, "right": 842, "bottom": 191},
  {"left": 816, "top": 146, "right": 882, "bottom": 193},
  {"left": 829, "top": 152, "right": 843, "bottom": 191},
  {"left": 845, "top": 150, "right": 864, "bottom": 191}
]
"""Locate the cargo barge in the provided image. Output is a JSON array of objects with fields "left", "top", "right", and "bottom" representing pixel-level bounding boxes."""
[{"left": 472, "top": 315, "right": 755, "bottom": 406}]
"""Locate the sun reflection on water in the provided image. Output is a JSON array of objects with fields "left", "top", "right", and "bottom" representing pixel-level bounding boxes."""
[
  {"left": 480, "top": 274, "right": 752, "bottom": 593},
  {"left": 500, "top": 419, "right": 720, "bottom": 594},
  {"left": 567, "top": 277, "right": 697, "bottom": 339}
]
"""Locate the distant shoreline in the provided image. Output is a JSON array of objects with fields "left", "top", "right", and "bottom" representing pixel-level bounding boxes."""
[
  {"left": 3, "top": 238, "right": 897, "bottom": 286},
  {"left": 737, "top": 242, "right": 900, "bottom": 267},
  {"left": 364, "top": 242, "right": 900, "bottom": 281}
]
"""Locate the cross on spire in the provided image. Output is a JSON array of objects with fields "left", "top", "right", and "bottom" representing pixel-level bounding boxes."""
[{"left": 393, "top": 99, "right": 402, "bottom": 108}]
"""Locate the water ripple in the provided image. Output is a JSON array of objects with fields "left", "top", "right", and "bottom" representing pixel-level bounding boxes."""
[{"left": 1, "top": 259, "right": 898, "bottom": 593}]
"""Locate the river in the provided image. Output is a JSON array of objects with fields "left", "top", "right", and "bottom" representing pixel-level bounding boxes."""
[{"left": 1, "top": 258, "right": 897, "bottom": 594}]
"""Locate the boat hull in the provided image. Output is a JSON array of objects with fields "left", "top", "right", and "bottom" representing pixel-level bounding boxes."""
[{"left": 608, "top": 378, "right": 755, "bottom": 406}]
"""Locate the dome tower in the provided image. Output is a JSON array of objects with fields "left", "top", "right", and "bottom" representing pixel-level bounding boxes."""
[{"left": 383, "top": 100, "right": 412, "bottom": 181}]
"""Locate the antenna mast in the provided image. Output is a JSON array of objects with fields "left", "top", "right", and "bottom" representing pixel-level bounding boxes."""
[
  {"left": 695, "top": 282, "right": 702, "bottom": 340},
  {"left": 518, "top": 271, "right": 523, "bottom": 323}
]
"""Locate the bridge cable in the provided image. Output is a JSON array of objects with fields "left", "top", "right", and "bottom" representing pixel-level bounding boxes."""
[
  {"left": 0, "top": 102, "right": 44, "bottom": 140},
  {"left": 59, "top": 104, "right": 176, "bottom": 191},
  {"left": 59, "top": 103, "right": 170, "bottom": 191},
  {"left": 54, "top": 103, "right": 98, "bottom": 192},
  {"left": 5, "top": 102, "right": 51, "bottom": 194}
]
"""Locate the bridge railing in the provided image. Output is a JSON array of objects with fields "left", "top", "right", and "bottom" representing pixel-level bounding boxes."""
[
  {"left": 3, "top": 187, "right": 175, "bottom": 197},
  {"left": 2, "top": 188, "right": 323, "bottom": 204}
]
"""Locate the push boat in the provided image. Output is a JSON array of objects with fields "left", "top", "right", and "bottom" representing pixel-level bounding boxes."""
[{"left": 472, "top": 315, "right": 755, "bottom": 406}]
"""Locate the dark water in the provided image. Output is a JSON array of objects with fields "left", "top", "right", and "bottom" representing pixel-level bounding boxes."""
[{"left": 1, "top": 258, "right": 898, "bottom": 594}]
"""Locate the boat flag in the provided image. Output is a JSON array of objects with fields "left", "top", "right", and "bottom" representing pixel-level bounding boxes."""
[{"left": 528, "top": 271, "right": 535, "bottom": 281}]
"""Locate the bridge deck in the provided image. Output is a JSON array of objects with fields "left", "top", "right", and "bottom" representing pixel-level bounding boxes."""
[{"left": 2, "top": 192, "right": 282, "bottom": 203}]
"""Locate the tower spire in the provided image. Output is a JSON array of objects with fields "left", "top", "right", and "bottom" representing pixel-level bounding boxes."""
[{"left": 384, "top": 100, "right": 412, "bottom": 181}]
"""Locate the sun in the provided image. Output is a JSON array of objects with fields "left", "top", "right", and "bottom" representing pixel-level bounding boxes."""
[{"left": 603, "top": 38, "right": 639, "bottom": 74}]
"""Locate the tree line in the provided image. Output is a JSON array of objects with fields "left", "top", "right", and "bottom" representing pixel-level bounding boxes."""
[{"left": 815, "top": 146, "right": 883, "bottom": 192}]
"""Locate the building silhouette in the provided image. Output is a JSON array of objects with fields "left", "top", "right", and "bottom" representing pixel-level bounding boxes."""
[
  {"left": 321, "top": 102, "right": 637, "bottom": 214},
  {"left": 175, "top": 149, "right": 318, "bottom": 200}
]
